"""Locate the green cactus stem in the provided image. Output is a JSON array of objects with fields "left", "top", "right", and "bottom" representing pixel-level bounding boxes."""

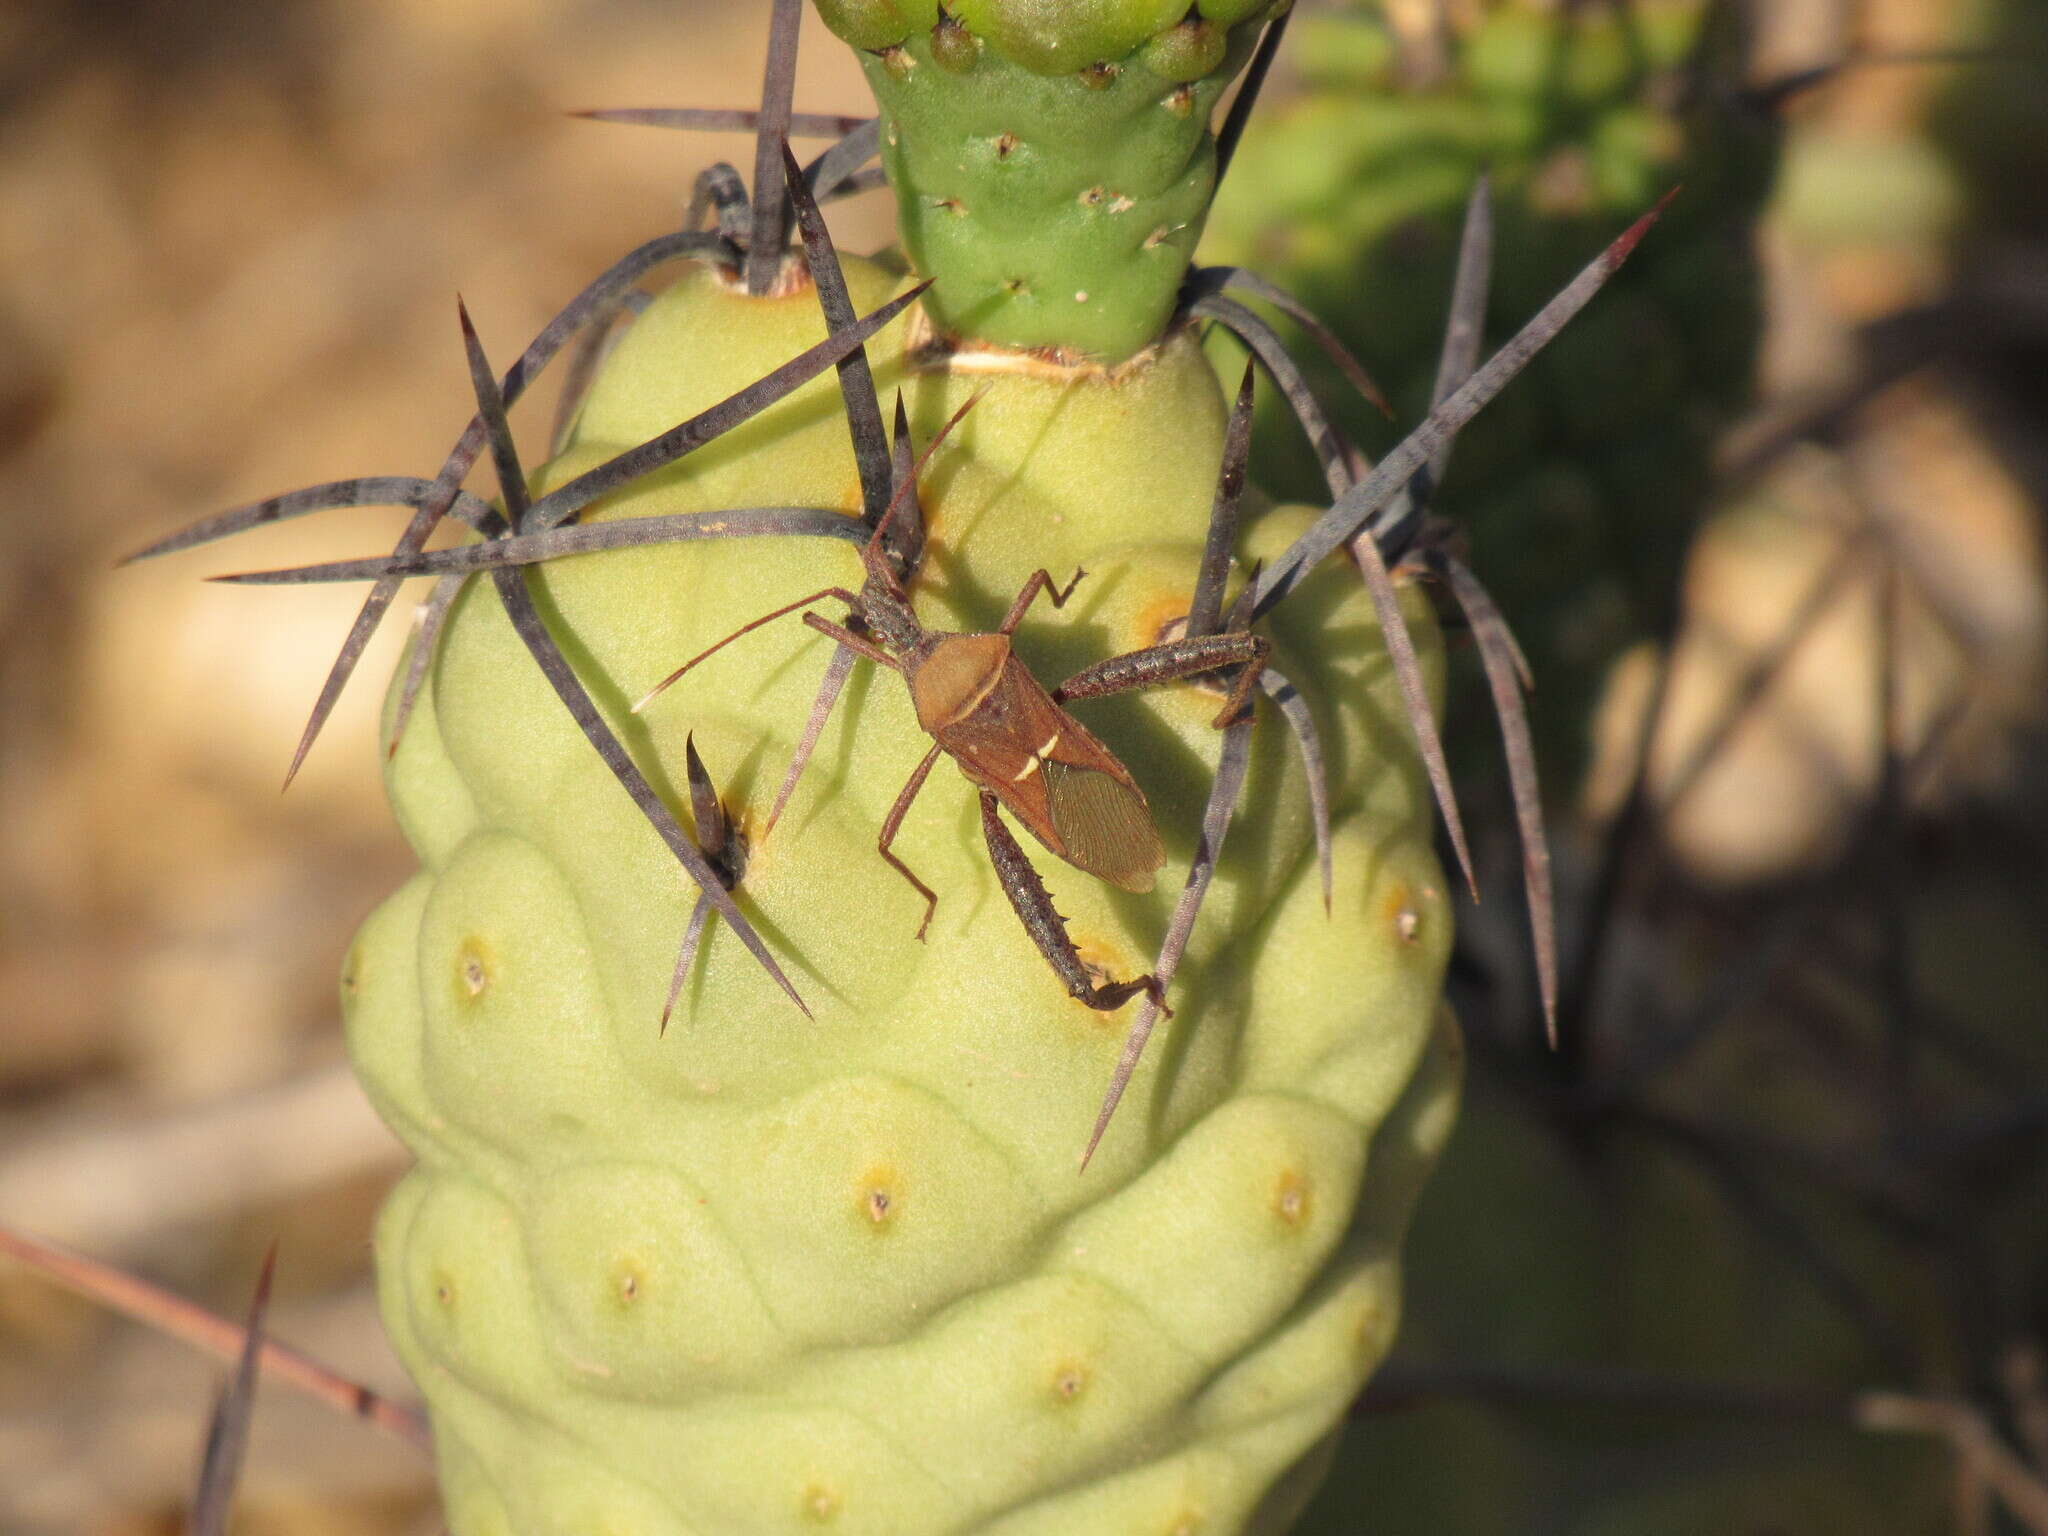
[{"left": 812, "top": 2, "right": 1288, "bottom": 362}]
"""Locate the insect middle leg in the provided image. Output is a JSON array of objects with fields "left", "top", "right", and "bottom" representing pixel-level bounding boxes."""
[
  {"left": 979, "top": 792, "right": 1168, "bottom": 1014},
  {"left": 877, "top": 742, "right": 945, "bottom": 941},
  {"left": 1053, "top": 631, "right": 1271, "bottom": 728},
  {"left": 998, "top": 567, "right": 1089, "bottom": 635}
]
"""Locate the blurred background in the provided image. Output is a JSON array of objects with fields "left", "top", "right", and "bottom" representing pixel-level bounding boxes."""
[{"left": 0, "top": 1, "right": 2042, "bottom": 1532}]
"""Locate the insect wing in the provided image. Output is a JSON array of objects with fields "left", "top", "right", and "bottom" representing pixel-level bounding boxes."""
[
  {"left": 1041, "top": 758, "right": 1162, "bottom": 893},
  {"left": 942, "top": 662, "right": 1163, "bottom": 893}
]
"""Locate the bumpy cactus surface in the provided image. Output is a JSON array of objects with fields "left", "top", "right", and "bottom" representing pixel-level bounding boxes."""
[
  {"left": 346, "top": 238, "right": 1459, "bottom": 1528},
  {"left": 1207, "top": 0, "right": 1774, "bottom": 778}
]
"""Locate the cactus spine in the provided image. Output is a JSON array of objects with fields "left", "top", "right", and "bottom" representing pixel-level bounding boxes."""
[{"left": 1208, "top": 0, "right": 1774, "bottom": 780}]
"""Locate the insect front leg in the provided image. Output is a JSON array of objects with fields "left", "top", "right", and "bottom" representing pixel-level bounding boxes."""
[
  {"left": 877, "top": 743, "right": 945, "bottom": 940},
  {"left": 1053, "top": 631, "right": 1271, "bottom": 728},
  {"left": 801, "top": 611, "right": 900, "bottom": 670},
  {"left": 997, "top": 567, "right": 1089, "bottom": 635},
  {"left": 978, "top": 792, "right": 1169, "bottom": 1015}
]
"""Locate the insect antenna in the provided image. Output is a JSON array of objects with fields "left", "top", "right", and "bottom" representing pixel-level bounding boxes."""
[
  {"left": 632, "top": 583, "right": 866, "bottom": 714},
  {"left": 188, "top": 1244, "right": 275, "bottom": 1536},
  {"left": 636, "top": 385, "right": 983, "bottom": 712}
]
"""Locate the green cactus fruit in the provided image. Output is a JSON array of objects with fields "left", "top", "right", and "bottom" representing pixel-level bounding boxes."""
[
  {"left": 1204, "top": 0, "right": 1777, "bottom": 783},
  {"left": 345, "top": 248, "right": 1459, "bottom": 1534},
  {"left": 810, "top": 1, "right": 1284, "bottom": 362}
]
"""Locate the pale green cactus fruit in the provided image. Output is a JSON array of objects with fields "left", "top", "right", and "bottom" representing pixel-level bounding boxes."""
[{"left": 338, "top": 239, "right": 1462, "bottom": 1533}]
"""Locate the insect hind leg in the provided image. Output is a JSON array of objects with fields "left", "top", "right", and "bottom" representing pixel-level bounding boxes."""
[
  {"left": 1052, "top": 631, "right": 1270, "bottom": 729},
  {"left": 977, "top": 792, "right": 1170, "bottom": 1015}
]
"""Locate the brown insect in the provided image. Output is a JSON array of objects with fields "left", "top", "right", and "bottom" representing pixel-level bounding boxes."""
[{"left": 636, "top": 399, "right": 1269, "bottom": 1014}]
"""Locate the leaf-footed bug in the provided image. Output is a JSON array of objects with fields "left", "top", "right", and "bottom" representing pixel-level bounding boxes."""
[{"left": 635, "top": 393, "right": 1271, "bottom": 1015}]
